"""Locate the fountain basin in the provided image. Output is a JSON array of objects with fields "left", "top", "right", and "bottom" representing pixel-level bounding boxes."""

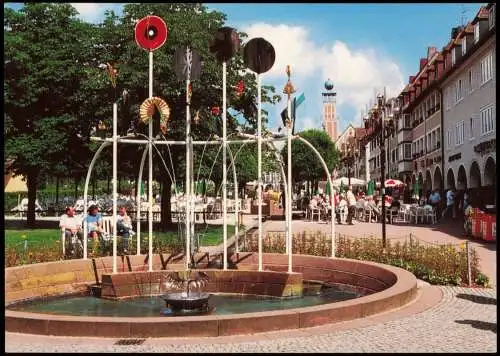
[{"left": 5, "top": 253, "right": 418, "bottom": 337}]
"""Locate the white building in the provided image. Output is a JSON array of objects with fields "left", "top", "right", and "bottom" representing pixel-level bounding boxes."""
[{"left": 441, "top": 4, "right": 496, "bottom": 204}]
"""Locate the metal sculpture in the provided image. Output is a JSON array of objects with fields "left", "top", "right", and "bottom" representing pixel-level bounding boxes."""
[
  {"left": 165, "top": 271, "right": 210, "bottom": 296},
  {"left": 139, "top": 96, "right": 171, "bottom": 135},
  {"left": 242, "top": 37, "right": 276, "bottom": 271}
]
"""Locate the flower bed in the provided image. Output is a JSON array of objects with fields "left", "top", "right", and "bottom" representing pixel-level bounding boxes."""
[{"left": 243, "top": 231, "right": 490, "bottom": 287}]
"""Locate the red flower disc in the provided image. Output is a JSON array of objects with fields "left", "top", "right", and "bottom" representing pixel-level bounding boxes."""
[{"left": 135, "top": 16, "right": 168, "bottom": 51}]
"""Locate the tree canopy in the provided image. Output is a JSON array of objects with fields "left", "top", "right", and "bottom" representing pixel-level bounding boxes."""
[
  {"left": 285, "top": 129, "right": 340, "bottom": 189},
  {"left": 4, "top": 3, "right": 281, "bottom": 227}
]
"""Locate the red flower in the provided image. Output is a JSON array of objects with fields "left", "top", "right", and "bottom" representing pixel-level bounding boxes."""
[
  {"left": 211, "top": 106, "right": 220, "bottom": 116},
  {"left": 235, "top": 80, "right": 245, "bottom": 96}
]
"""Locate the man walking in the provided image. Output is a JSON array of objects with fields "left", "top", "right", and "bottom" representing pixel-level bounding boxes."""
[{"left": 346, "top": 185, "right": 356, "bottom": 225}]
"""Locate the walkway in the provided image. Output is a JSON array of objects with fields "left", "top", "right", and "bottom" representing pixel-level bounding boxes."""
[{"left": 5, "top": 286, "right": 496, "bottom": 352}]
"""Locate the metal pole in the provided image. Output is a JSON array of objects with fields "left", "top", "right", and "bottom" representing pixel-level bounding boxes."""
[
  {"left": 136, "top": 148, "right": 148, "bottom": 255},
  {"left": 112, "top": 102, "right": 118, "bottom": 273},
  {"left": 223, "top": 61, "right": 228, "bottom": 271},
  {"left": 380, "top": 101, "right": 387, "bottom": 248},
  {"left": 148, "top": 50, "right": 153, "bottom": 272},
  {"left": 466, "top": 240, "right": 472, "bottom": 286},
  {"left": 257, "top": 73, "right": 263, "bottom": 272},
  {"left": 287, "top": 94, "right": 293, "bottom": 273},
  {"left": 185, "top": 47, "right": 191, "bottom": 271}
]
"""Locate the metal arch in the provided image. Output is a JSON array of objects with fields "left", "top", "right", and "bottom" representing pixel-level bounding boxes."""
[
  {"left": 83, "top": 141, "right": 112, "bottom": 260},
  {"left": 293, "top": 135, "right": 336, "bottom": 257}
]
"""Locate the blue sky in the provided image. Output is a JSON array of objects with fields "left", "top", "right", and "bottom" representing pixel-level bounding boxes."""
[{"left": 5, "top": 2, "right": 483, "bottom": 134}]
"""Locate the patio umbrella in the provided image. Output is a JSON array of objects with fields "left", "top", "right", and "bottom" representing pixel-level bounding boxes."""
[
  {"left": 339, "top": 180, "right": 345, "bottom": 193},
  {"left": 385, "top": 179, "right": 405, "bottom": 188},
  {"left": 412, "top": 178, "right": 420, "bottom": 200},
  {"left": 366, "top": 180, "right": 375, "bottom": 196},
  {"left": 325, "top": 180, "right": 331, "bottom": 196},
  {"left": 332, "top": 177, "right": 365, "bottom": 187},
  {"left": 197, "top": 179, "right": 207, "bottom": 195}
]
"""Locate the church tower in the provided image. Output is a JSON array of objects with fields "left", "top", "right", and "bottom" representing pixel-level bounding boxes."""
[{"left": 322, "top": 79, "right": 338, "bottom": 144}]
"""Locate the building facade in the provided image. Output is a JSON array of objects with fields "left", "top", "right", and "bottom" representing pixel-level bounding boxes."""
[
  {"left": 399, "top": 46, "right": 444, "bottom": 195},
  {"left": 441, "top": 4, "right": 496, "bottom": 204},
  {"left": 322, "top": 79, "right": 338, "bottom": 143}
]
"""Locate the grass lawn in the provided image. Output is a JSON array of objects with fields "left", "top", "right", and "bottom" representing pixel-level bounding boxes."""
[{"left": 5, "top": 224, "right": 238, "bottom": 250}]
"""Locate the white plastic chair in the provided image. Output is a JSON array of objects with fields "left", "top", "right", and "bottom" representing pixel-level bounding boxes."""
[
  {"left": 310, "top": 207, "right": 322, "bottom": 221},
  {"left": 424, "top": 206, "right": 437, "bottom": 224}
]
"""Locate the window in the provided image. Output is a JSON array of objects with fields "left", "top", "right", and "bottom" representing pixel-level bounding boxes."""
[
  {"left": 480, "top": 52, "right": 493, "bottom": 84},
  {"left": 432, "top": 131, "right": 436, "bottom": 150},
  {"left": 469, "top": 117, "right": 475, "bottom": 139},
  {"left": 436, "top": 127, "right": 441, "bottom": 148},
  {"left": 451, "top": 48, "right": 456, "bottom": 65},
  {"left": 468, "top": 69, "right": 474, "bottom": 92},
  {"left": 404, "top": 143, "right": 412, "bottom": 159},
  {"left": 462, "top": 37, "right": 467, "bottom": 55},
  {"left": 447, "top": 129, "right": 452, "bottom": 149},
  {"left": 474, "top": 23, "right": 480, "bottom": 43},
  {"left": 480, "top": 105, "right": 495, "bottom": 135},
  {"left": 455, "top": 79, "right": 463, "bottom": 102},
  {"left": 489, "top": 5, "right": 495, "bottom": 30},
  {"left": 446, "top": 88, "right": 451, "bottom": 110},
  {"left": 455, "top": 121, "right": 465, "bottom": 146}
]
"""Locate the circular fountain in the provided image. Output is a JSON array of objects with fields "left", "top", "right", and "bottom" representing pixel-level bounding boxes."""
[{"left": 161, "top": 271, "right": 214, "bottom": 315}]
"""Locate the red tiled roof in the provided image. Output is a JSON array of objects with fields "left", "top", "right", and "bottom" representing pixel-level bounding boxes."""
[
  {"left": 458, "top": 23, "right": 474, "bottom": 38},
  {"left": 472, "top": 6, "right": 489, "bottom": 24}
]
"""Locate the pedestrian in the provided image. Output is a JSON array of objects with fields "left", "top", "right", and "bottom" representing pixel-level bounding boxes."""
[
  {"left": 345, "top": 185, "right": 356, "bottom": 225},
  {"left": 429, "top": 189, "right": 441, "bottom": 219},
  {"left": 442, "top": 188, "right": 455, "bottom": 220}
]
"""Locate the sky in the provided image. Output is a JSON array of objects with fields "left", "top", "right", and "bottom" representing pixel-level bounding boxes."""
[{"left": 5, "top": 2, "right": 483, "bottom": 135}]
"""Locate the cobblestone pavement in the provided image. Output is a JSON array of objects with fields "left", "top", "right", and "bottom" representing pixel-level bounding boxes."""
[{"left": 6, "top": 286, "right": 496, "bottom": 353}]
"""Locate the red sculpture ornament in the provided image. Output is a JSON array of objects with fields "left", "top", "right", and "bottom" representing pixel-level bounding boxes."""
[{"left": 135, "top": 16, "right": 168, "bottom": 51}]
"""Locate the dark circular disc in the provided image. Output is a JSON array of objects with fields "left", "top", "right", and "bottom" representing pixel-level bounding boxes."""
[
  {"left": 243, "top": 37, "right": 275, "bottom": 74},
  {"left": 135, "top": 16, "right": 168, "bottom": 51},
  {"left": 209, "top": 27, "right": 240, "bottom": 62}
]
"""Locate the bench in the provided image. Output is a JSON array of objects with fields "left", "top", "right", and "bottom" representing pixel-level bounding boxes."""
[{"left": 61, "top": 216, "right": 115, "bottom": 256}]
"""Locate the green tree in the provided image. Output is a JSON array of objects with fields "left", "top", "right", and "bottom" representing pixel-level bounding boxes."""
[
  {"left": 4, "top": 3, "right": 96, "bottom": 227},
  {"left": 285, "top": 129, "right": 339, "bottom": 194}
]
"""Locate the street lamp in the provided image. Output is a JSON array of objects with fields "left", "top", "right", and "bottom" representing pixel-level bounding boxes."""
[
  {"left": 341, "top": 138, "right": 356, "bottom": 186},
  {"left": 363, "top": 92, "right": 395, "bottom": 248}
]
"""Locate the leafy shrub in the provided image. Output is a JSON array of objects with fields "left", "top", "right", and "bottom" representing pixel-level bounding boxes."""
[{"left": 243, "top": 231, "right": 487, "bottom": 287}]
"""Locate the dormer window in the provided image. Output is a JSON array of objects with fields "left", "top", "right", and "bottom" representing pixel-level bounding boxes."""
[
  {"left": 462, "top": 37, "right": 467, "bottom": 55},
  {"left": 451, "top": 48, "right": 456, "bottom": 65},
  {"left": 489, "top": 5, "right": 495, "bottom": 30},
  {"left": 474, "top": 22, "right": 480, "bottom": 43}
]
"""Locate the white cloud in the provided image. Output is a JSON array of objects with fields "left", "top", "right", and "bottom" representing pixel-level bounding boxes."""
[
  {"left": 242, "top": 23, "right": 405, "bottom": 131},
  {"left": 70, "top": 3, "right": 118, "bottom": 23}
]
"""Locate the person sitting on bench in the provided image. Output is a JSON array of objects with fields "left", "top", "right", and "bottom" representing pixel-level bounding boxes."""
[
  {"left": 116, "top": 206, "right": 134, "bottom": 251},
  {"left": 85, "top": 204, "right": 104, "bottom": 240},
  {"left": 59, "top": 206, "right": 83, "bottom": 254}
]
